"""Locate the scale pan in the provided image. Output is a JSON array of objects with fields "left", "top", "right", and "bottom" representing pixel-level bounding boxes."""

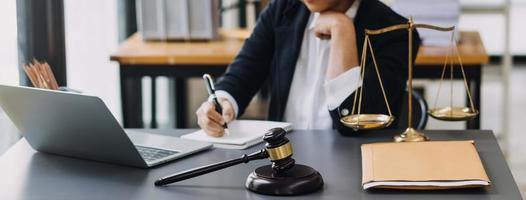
[
  {"left": 340, "top": 114, "right": 394, "bottom": 130},
  {"left": 428, "top": 106, "right": 478, "bottom": 121}
]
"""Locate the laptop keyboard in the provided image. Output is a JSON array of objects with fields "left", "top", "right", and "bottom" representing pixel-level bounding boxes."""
[{"left": 135, "top": 145, "right": 179, "bottom": 162}]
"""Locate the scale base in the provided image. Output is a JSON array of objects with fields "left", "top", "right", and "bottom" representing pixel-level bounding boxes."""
[
  {"left": 394, "top": 128, "right": 429, "bottom": 142},
  {"left": 245, "top": 164, "right": 323, "bottom": 196}
]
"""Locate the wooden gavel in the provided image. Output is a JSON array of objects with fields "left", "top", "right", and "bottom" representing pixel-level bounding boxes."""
[{"left": 155, "top": 127, "right": 295, "bottom": 186}]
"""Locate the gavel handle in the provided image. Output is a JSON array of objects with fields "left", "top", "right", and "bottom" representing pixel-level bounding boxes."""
[{"left": 155, "top": 149, "right": 268, "bottom": 186}]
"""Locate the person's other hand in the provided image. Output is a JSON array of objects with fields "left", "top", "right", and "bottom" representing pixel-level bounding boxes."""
[
  {"left": 312, "top": 11, "right": 354, "bottom": 40},
  {"left": 195, "top": 98, "right": 235, "bottom": 137},
  {"left": 313, "top": 11, "right": 359, "bottom": 79}
]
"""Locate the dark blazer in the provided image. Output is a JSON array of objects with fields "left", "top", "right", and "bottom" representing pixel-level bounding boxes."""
[{"left": 215, "top": 0, "right": 421, "bottom": 134}]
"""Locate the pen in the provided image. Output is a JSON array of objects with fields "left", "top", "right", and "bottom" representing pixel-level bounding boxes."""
[{"left": 202, "top": 74, "right": 228, "bottom": 129}]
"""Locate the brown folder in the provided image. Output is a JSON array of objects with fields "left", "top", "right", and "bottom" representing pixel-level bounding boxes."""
[{"left": 361, "top": 140, "right": 490, "bottom": 190}]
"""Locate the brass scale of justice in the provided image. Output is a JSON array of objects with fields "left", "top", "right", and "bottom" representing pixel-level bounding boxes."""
[{"left": 340, "top": 18, "right": 479, "bottom": 142}]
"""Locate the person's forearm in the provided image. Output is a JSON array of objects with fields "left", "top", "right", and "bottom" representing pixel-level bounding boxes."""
[{"left": 326, "top": 22, "right": 359, "bottom": 80}]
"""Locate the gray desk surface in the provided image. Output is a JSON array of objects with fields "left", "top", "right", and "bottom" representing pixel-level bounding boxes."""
[{"left": 0, "top": 129, "right": 521, "bottom": 200}]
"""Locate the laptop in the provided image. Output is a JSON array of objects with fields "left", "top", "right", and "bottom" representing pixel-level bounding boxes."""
[{"left": 0, "top": 85, "right": 212, "bottom": 168}]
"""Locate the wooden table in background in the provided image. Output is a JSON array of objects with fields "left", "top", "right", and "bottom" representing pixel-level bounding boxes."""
[
  {"left": 110, "top": 30, "right": 488, "bottom": 129},
  {"left": 110, "top": 29, "right": 247, "bottom": 128}
]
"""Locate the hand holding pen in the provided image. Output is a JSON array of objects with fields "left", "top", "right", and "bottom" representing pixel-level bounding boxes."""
[{"left": 196, "top": 74, "right": 235, "bottom": 137}]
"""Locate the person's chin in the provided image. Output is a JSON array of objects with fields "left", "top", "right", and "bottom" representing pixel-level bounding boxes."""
[
  {"left": 304, "top": 5, "right": 330, "bottom": 13},
  {"left": 302, "top": 1, "right": 331, "bottom": 13}
]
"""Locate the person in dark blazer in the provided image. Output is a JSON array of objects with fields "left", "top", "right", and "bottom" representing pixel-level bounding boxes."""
[{"left": 196, "top": 0, "right": 421, "bottom": 136}]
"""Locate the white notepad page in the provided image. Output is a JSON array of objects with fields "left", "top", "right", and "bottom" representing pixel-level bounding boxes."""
[{"left": 181, "top": 120, "right": 292, "bottom": 149}]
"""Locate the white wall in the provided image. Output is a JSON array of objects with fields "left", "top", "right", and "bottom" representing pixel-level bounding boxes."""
[
  {"left": 0, "top": 0, "right": 20, "bottom": 154},
  {"left": 459, "top": 0, "right": 526, "bottom": 55},
  {"left": 64, "top": 0, "right": 121, "bottom": 123},
  {"left": 0, "top": 0, "right": 19, "bottom": 86}
]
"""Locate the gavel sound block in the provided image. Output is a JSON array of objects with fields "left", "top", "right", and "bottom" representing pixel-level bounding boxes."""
[{"left": 155, "top": 128, "right": 324, "bottom": 196}]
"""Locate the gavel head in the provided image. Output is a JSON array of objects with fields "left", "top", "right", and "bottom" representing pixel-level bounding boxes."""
[{"left": 263, "top": 128, "right": 295, "bottom": 174}]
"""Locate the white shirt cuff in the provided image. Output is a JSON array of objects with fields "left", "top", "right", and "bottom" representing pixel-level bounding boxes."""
[
  {"left": 324, "top": 66, "right": 362, "bottom": 110},
  {"left": 212, "top": 90, "right": 239, "bottom": 118}
]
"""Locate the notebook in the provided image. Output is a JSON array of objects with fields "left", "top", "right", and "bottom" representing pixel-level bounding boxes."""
[
  {"left": 361, "top": 140, "right": 490, "bottom": 190},
  {"left": 181, "top": 120, "right": 293, "bottom": 149}
]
